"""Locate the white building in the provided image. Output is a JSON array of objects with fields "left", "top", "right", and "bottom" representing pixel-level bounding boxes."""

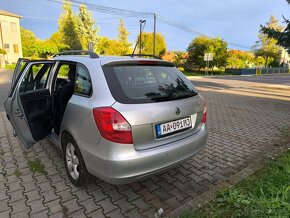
[
  {"left": 280, "top": 49, "right": 290, "bottom": 68},
  {"left": 0, "top": 10, "right": 23, "bottom": 65}
]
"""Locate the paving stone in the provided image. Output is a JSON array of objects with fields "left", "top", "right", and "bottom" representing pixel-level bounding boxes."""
[
  {"left": 0, "top": 210, "right": 11, "bottom": 218},
  {"left": 87, "top": 208, "right": 105, "bottom": 218},
  {"left": 96, "top": 198, "right": 117, "bottom": 214},
  {"left": 61, "top": 198, "right": 82, "bottom": 215},
  {"left": 38, "top": 181, "right": 54, "bottom": 193},
  {"left": 90, "top": 188, "right": 108, "bottom": 202},
  {"left": 10, "top": 199, "right": 29, "bottom": 215},
  {"left": 42, "top": 190, "right": 59, "bottom": 203},
  {"left": 73, "top": 189, "right": 91, "bottom": 202},
  {"left": 105, "top": 189, "right": 123, "bottom": 202},
  {"left": 120, "top": 189, "right": 141, "bottom": 202},
  {"left": 11, "top": 210, "right": 29, "bottom": 218},
  {"left": 45, "top": 199, "right": 62, "bottom": 215},
  {"left": 30, "top": 210, "right": 49, "bottom": 218},
  {"left": 131, "top": 197, "right": 151, "bottom": 213},
  {"left": 79, "top": 198, "right": 100, "bottom": 214},
  {"left": 27, "top": 199, "right": 47, "bottom": 215},
  {"left": 1, "top": 77, "right": 290, "bottom": 217},
  {"left": 56, "top": 189, "right": 74, "bottom": 203},
  {"left": 25, "top": 190, "right": 42, "bottom": 203},
  {"left": 106, "top": 208, "right": 125, "bottom": 218}
]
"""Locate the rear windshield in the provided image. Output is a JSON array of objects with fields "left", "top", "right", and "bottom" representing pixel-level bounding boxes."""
[{"left": 102, "top": 65, "right": 198, "bottom": 104}]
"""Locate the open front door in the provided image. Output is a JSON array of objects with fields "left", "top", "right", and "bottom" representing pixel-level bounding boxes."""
[{"left": 6, "top": 61, "right": 56, "bottom": 148}]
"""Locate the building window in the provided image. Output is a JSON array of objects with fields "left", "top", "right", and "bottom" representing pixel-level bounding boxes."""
[
  {"left": 1, "top": 21, "right": 10, "bottom": 32},
  {"left": 13, "top": 44, "right": 19, "bottom": 53},
  {"left": 4, "top": 44, "right": 10, "bottom": 53},
  {"left": 11, "top": 22, "right": 17, "bottom": 32}
]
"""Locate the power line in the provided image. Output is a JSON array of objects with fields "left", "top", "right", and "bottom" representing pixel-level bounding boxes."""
[{"left": 46, "top": 0, "right": 251, "bottom": 49}]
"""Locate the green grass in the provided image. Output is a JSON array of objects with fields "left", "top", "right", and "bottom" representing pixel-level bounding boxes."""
[
  {"left": 182, "top": 127, "right": 290, "bottom": 218},
  {"left": 27, "top": 159, "right": 46, "bottom": 174},
  {"left": 5, "top": 63, "right": 16, "bottom": 70},
  {"left": 14, "top": 169, "right": 22, "bottom": 177}
]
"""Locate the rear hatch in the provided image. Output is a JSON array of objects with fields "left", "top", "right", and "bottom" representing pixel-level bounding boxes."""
[{"left": 102, "top": 59, "right": 204, "bottom": 150}]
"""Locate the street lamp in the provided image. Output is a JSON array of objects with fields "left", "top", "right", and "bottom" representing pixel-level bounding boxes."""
[{"left": 139, "top": 20, "right": 146, "bottom": 55}]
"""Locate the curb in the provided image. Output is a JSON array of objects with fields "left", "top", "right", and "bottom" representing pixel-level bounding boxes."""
[{"left": 167, "top": 145, "right": 288, "bottom": 218}]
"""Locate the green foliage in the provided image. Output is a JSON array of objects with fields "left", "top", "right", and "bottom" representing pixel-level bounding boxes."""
[
  {"left": 77, "top": 4, "right": 99, "bottom": 50},
  {"left": 173, "top": 51, "right": 187, "bottom": 67},
  {"left": 137, "top": 32, "right": 166, "bottom": 57},
  {"left": 58, "top": 2, "right": 82, "bottom": 50},
  {"left": 49, "top": 31, "right": 70, "bottom": 52},
  {"left": 182, "top": 135, "right": 290, "bottom": 218},
  {"left": 254, "top": 16, "right": 284, "bottom": 67},
  {"left": 186, "top": 36, "right": 228, "bottom": 69},
  {"left": 117, "top": 19, "right": 132, "bottom": 54},
  {"left": 21, "top": 27, "right": 41, "bottom": 58},
  {"left": 96, "top": 36, "right": 123, "bottom": 55},
  {"left": 227, "top": 50, "right": 255, "bottom": 68},
  {"left": 28, "top": 159, "right": 46, "bottom": 174},
  {"left": 262, "top": 1, "right": 290, "bottom": 52},
  {"left": 0, "top": 48, "right": 6, "bottom": 55}
]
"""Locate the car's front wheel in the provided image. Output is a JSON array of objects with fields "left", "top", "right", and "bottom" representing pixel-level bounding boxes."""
[{"left": 62, "top": 134, "right": 89, "bottom": 186}]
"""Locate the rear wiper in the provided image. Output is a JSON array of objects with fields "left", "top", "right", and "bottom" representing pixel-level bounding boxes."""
[
  {"left": 150, "top": 91, "right": 197, "bottom": 102},
  {"left": 170, "top": 92, "right": 198, "bottom": 100}
]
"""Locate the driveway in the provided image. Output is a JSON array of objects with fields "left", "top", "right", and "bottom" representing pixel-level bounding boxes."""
[{"left": 0, "top": 75, "right": 290, "bottom": 217}]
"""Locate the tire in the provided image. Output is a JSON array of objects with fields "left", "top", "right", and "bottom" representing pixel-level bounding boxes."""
[{"left": 62, "top": 134, "right": 90, "bottom": 186}]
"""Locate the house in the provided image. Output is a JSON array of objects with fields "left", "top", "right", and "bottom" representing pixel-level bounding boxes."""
[
  {"left": 0, "top": 10, "right": 23, "bottom": 66},
  {"left": 280, "top": 49, "right": 290, "bottom": 68}
]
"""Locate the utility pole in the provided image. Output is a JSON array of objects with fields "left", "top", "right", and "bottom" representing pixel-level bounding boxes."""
[{"left": 153, "top": 13, "right": 156, "bottom": 56}]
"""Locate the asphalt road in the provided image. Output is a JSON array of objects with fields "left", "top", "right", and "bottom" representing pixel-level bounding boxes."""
[{"left": 0, "top": 69, "right": 12, "bottom": 111}]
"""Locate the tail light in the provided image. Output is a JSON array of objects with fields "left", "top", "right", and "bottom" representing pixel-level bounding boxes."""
[
  {"left": 93, "top": 107, "right": 133, "bottom": 144},
  {"left": 202, "top": 102, "right": 207, "bottom": 123}
]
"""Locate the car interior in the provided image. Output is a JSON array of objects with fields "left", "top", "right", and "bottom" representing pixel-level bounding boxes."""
[
  {"left": 53, "top": 62, "right": 77, "bottom": 135},
  {"left": 17, "top": 61, "right": 77, "bottom": 139}
]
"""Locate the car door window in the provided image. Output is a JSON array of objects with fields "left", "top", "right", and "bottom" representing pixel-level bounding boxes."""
[
  {"left": 19, "top": 63, "right": 53, "bottom": 93},
  {"left": 8, "top": 59, "right": 29, "bottom": 97},
  {"left": 75, "top": 64, "right": 92, "bottom": 96}
]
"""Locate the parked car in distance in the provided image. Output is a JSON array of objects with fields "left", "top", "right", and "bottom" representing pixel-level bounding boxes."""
[{"left": 4, "top": 51, "right": 208, "bottom": 186}]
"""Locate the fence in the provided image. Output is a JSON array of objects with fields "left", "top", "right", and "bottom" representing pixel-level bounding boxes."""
[{"left": 225, "top": 68, "right": 290, "bottom": 76}]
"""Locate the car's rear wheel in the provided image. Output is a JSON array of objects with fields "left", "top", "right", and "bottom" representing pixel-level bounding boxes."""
[{"left": 62, "top": 134, "right": 89, "bottom": 186}]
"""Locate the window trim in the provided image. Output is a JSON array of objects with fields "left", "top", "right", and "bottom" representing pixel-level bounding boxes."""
[{"left": 74, "top": 63, "right": 93, "bottom": 98}]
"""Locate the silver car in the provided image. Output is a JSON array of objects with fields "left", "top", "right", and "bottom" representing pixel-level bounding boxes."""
[{"left": 4, "top": 51, "right": 208, "bottom": 186}]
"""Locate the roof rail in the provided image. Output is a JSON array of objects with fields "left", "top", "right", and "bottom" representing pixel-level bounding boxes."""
[
  {"left": 52, "top": 50, "right": 99, "bottom": 59},
  {"left": 123, "top": 54, "right": 161, "bottom": 59}
]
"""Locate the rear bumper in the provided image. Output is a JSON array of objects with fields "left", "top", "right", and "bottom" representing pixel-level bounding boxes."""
[{"left": 80, "top": 124, "right": 208, "bottom": 184}]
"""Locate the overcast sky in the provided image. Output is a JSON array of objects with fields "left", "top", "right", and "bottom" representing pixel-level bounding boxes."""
[{"left": 0, "top": 0, "right": 289, "bottom": 51}]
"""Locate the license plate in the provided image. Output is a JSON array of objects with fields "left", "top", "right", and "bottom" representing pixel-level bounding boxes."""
[{"left": 155, "top": 115, "right": 195, "bottom": 138}]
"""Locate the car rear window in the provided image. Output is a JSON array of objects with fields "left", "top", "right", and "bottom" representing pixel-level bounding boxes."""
[{"left": 102, "top": 64, "right": 198, "bottom": 104}]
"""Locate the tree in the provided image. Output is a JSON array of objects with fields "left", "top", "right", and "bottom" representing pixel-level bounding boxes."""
[
  {"left": 77, "top": 4, "right": 99, "bottom": 50},
  {"left": 136, "top": 32, "right": 166, "bottom": 57},
  {"left": 253, "top": 16, "right": 284, "bottom": 67},
  {"left": 20, "top": 27, "right": 41, "bottom": 57},
  {"left": 95, "top": 37, "right": 122, "bottom": 55},
  {"left": 262, "top": 0, "right": 290, "bottom": 52},
  {"left": 49, "top": 31, "right": 70, "bottom": 52},
  {"left": 186, "top": 36, "right": 228, "bottom": 69},
  {"left": 227, "top": 50, "right": 255, "bottom": 68},
  {"left": 58, "top": 2, "right": 82, "bottom": 50},
  {"left": 117, "top": 19, "right": 132, "bottom": 54}
]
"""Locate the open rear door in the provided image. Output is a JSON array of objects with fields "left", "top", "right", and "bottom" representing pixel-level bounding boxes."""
[{"left": 5, "top": 60, "right": 56, "bottom": 148}]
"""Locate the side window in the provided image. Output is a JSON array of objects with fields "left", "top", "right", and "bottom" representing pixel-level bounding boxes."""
[
  {"left": 19, "top": 63, "right": 53, "bottom": 93},
  {"left": 75, "top": 65, "right": 92, "bottom": 96}
]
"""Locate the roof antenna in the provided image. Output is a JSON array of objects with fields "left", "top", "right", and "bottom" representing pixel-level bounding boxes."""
[{"left": 132, "top": 20, "right": 146, "bottom": 56}]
